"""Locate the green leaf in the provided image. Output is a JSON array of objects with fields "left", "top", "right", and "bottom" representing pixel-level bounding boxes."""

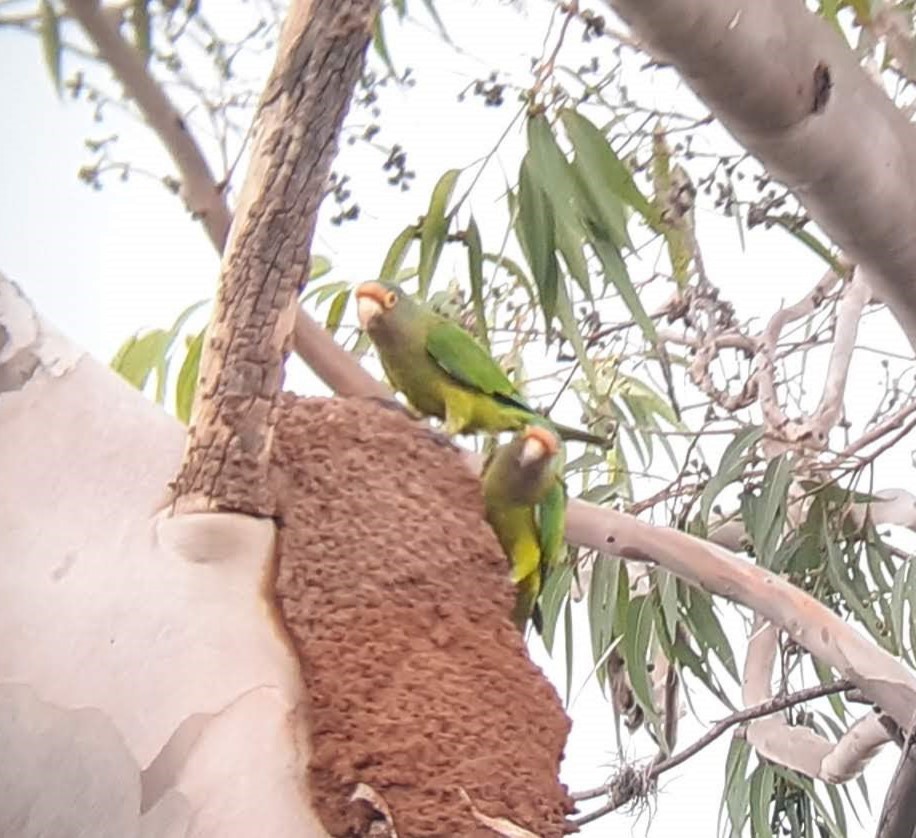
[
  {"left": 672, "top": 625, "right": 735, "bottom": 709},
  {"left": 526, "top": 116, "right": 593, "bottom": 301},
  {"left": 748, "top": 763, "right": 774, "bottom": 838},
  {"left": 825, "top": 534, "right": 892, "bottom": 651},
  {"left": 110, "top": 299, "right": 207, "bottom": 402},
  {"left": 371, "top": 11, "right": 397, "bottom": 78},
  {"left": 554, "top": 275, "right": 596, "bottom": 388},
  {"left": 683, "top": 588, "right": 739, "bottom": 681},
  {"left": 539, "top": 561, "right": 573, "bottom": 655},
  {"left": 325, "top": 289, "right": 350, "bottom": 337},
  {"left": 772, "top": 769, "right": 844, "bottom": 837},
  {"left": 798, "top": 480, "right": 883, "bottom": 506},
  {"left": 590, "top": 236, "right": 656, "bottom": 341},
  {"left": 719, "top": 736, "right": 751, "bottom": 838},
  {"left": 133, "top": 0, "right": 152, "bottom": 65},
  {"left": 700, "top": 425, "right": 764, "bottom": 524},
  {"left": 310, "top": 255, "right": 332, "bottom": 281},
  {"left": 526, "top": 115, "right": 578, "bottom": 214},
  {"left": 420, "top": 0, "right": 451, "bottom": 42},
  {"left": 465, "top": 215, "right": 488, "bottom": 348},
  {"left": 418, "top": 169, "right": 460, "bottom": 297},
  {"left": 111, "top": 329, "right": 170, "bottom": 392},
  {"left": 554, "top": 213, "right": 592, "bottom": 300},
  {"left": 768, "top": 215, "right": 844, "bottom": 273},
  {"left": 307, "top": 281, "right": 349, "bottom": 305},
  {"left": 588, "top": 557, "right": 622, "bottom": 686},
  {"left": 824, "top": 778, "right": 849, "bottom": 837},
  {"left": 481, "top": 252, "right": 535, "bottom": 301},
  {"left": 656, "top": 569, "right": 678, "bottom": 643},
  {"left": 175, "top": 329, "right": 204, "bottom": 425},
  {"left": 749, "top": 455, "right": 792, "bottom": 566},
  {"left": 624, "top": 594, "right": 659, "bottom": 727},
  {"left": 39, "top": 0, "right": 62, "bottom": 96},
  {"left": 517, "top": 154, "right": 559, "bottom": 325},
  {"left": 380, "top": 225, "right": 418, "bottom": 284},
  {"left": 560, "top": 108, "right": 662, "bottom": 228},
  {"left": 891, "top": 562, "right": 908, "bottom": 657}
]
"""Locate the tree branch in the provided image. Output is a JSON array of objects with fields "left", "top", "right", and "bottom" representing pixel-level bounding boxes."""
[
  {"left": 603, "top": 0, "right": 916, "bottom": 348},
  {"left": 172, "top": 0, "right": 378, "bottom": 514},
  {"left": 571, "top": 677, "right": 853, "bottom": 825},
  {"left": 743, "top": 620, "right": 889, "bottom": 782},
  {"left": 63, "top": 0, "right": 233, "bottom": 252},
  {"left": 754, "top": 268, "right": 839, "bottom": 444},
  {"left": 65, "top": 0, "right": 366, "bottom": 414}
]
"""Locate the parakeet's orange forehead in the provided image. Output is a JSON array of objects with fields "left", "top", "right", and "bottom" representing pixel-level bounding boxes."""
[
  {"left": 522, "top": 424, "right": 559, "bottom": 455},
  {"left": 355, "top": 281, "right": 388, "bottom": 304}
]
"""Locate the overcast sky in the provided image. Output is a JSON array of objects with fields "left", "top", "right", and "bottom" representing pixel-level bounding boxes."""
[{"left": 2, "top": 2, "right": 913, "bottom": 834}]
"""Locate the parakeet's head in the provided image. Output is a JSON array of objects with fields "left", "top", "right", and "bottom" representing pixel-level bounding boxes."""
[
  {"left": 485, "top": 424, "right": 561, "bottom": 505},
  {"left": 519, "top": 424, "right": 560, "bottom": 467},
  {"left": 355, "top": 281, "right": 418, "bottom": 340}
]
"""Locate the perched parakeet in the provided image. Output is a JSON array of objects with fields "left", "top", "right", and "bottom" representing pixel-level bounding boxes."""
[
  {"left": 355, "top": 281, "right": 607, "bottom": 446},
  {"left": 481, "top": 425, "right": 567, "bottom": 631}
]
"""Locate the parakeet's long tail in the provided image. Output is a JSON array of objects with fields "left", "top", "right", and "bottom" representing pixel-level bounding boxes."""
[
  {"left": 520, "top": 411, "right": 612, "bottom": 449},
  {"left": 551, "top": 420, "right": 613, "bottom": 449}
]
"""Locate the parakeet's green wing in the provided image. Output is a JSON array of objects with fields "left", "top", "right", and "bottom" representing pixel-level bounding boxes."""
[
  {"left": 536, "top": 479, "right": 568, "bottom": 570},
  {"left": 426, "top": 320, "right": 530, "bottom": 408}
]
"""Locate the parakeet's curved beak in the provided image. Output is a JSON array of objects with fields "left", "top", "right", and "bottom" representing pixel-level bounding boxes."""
[
  {"left": 519, "top": 425, "right": 560, "bottom": 466},
  {"left": 355, "top": 281, "right": 390, "bottom": 329}
]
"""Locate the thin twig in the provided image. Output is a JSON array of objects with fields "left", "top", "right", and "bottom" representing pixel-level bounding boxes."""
[{"left": 570, "top": 679, "right": 854, "bottom": 826}]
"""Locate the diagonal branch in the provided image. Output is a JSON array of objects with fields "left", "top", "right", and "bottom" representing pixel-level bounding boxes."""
[
  {"left": 64, "top": 0, "right": 371, "bottom": 411},
  {"left": 571, "top": 677, "right": 853, "bottom": 825},
  {"left": 63, "top": 0, "right": 233, "bottom": 252},
  {"left": 172, "top": 0, "right": 378, "bottom": 514}
]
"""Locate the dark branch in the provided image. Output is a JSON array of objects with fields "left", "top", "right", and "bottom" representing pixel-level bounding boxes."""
[{"left": 571, "top": 679, "right": 854, "bottom": 826}]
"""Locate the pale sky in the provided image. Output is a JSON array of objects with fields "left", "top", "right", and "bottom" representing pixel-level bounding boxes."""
[{"left": 1, "top": 1, "right": 912, "bottom": 834}]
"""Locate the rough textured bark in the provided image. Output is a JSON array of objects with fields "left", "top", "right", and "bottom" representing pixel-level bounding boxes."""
[
  {"left": 604, "top": 0, "right": 916, "bottom": 348},
  {"left": 272, "top": 396, "right": 573, "bottom": 837},
  {"left": 173, "top": 0, "right": 377, "bottom": 515},
  {"left": 877, "top": 733, "right": 916, "bottom": 838}
]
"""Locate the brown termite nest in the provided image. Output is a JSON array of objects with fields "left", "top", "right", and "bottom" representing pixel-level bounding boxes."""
[{"left": 272, "top": 395, "right": 574, "bottom": 837}]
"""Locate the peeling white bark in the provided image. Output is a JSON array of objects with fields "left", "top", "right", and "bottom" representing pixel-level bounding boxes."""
[
  {"left": 0, "top": 273, "right": 328, "bottom": 837},
  {"left": 743, "top": 621, "right": 888, "bottom": 783},
  {"left": 0, "top": 278, "right": 84, "bottom": 388},
  {"left": 565, "top": 501, "right": 916, "bottom": 729}
]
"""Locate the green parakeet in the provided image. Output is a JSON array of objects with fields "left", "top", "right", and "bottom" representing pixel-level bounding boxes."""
[
  {"left": 481, "top": 424, "right": 567, "bottom": 631},
  {"left": 355, "top": 281, "right": 607, "bottom": 446}
]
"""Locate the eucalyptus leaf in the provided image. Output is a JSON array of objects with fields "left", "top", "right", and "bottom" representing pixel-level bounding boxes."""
[
  {"left": 39, "top": 0, "right": 62, "bottom": 95},
  {"left": 517, "top": 154, "right": 559, "bottom": 325},
  {"left": 175, "top": 329, "right": 204, "bottom": 425},
  {"left": 325, "top": 289, "right": 350, "bottom": 337},
  {"left": 418, "top": 169, "right": 460, "bottom": 297},
  {"left": 624, "top": 594, "right": 659, "bottom": 728},
  {"left": 700, "top": 425, "right": 764, "bottom": 524},
  {"left": 379, "top": 225, "right": 418, "bottom": 283},
  {"left": 465, "top": 215, "right": 488, "bottom": 347}
]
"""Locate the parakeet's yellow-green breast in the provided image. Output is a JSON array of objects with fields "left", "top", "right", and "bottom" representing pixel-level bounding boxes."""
[
  {"left": 481, "top": 425, "right": 568, "bottom": 631},
  {"left": 355, "top": 281, "right": 606, "bottom": 445}
]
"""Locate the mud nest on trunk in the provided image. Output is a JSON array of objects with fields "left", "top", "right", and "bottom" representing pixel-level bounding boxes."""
[{"left": 272, "top": 395, "right": 574, "bottom": 837}]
